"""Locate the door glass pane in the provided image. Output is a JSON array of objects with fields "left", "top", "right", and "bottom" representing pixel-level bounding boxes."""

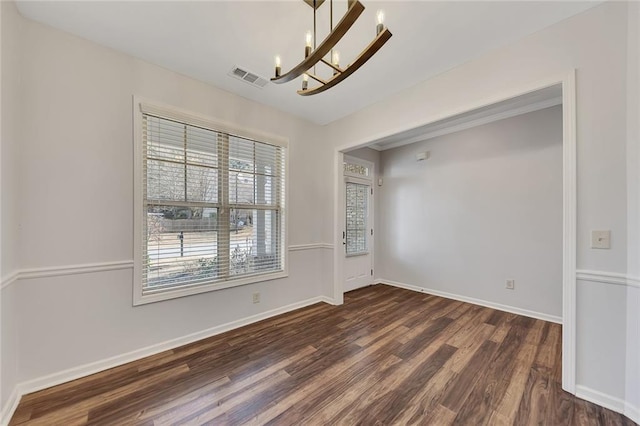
[{"left": 346, "top": 182, "right": 368, "bottom": 255}]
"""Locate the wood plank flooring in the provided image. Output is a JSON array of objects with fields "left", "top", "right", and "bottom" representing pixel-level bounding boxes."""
[{"left": 10, "top": 285, "right": 636, "bottom": 425}]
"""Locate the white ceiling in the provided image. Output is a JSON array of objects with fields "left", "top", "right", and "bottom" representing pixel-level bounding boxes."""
[{"left": 16, "top": 1, "right": 599, "bottom": 125}]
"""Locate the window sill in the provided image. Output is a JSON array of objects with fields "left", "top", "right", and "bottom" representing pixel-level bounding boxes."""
[{"left": 133, "top": 270, "right": 288, "bottom": 305}]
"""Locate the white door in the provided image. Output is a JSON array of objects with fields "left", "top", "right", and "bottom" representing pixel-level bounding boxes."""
[{"left": 343, "top": 158, "right": 374, "bottom": 293}]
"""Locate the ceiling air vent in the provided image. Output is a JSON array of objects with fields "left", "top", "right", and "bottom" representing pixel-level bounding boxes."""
[{"left": 228, "top": 66, "right": 269, "bottom": 89}]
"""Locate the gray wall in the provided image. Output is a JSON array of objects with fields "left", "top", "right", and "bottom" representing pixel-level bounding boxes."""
[
  {"left": 377, "top": 105, "right": 563, "bottom": 318},
  {"left": 625, "top": 2, "right": 640, "bottom": 414},
  {"left": 1, "top": 1, "right": 23, "bottom": 411}
]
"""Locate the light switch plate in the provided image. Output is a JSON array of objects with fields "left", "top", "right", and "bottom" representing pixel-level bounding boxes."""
[{"left": 591, "top": 230, "right": 611, "bottom": 249}]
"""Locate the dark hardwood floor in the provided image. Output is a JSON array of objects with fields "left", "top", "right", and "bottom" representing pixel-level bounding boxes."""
[{"left": 10, "top": 285, "right": 636, "bottom": 425}]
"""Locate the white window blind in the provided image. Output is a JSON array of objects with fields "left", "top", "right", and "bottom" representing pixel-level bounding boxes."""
[{"left": 141, "top": 113, "right": 285, "bottom": 297}]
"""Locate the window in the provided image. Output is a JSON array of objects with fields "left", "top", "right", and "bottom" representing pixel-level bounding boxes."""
[
  {"left": 345, "top": 182, "right": 369, "bottom": 255},
  {"left": 134, "top": 101, "right": 287, "bottom": 304},
  {"left": 344, "top": 162, "right": 369, "bottom": 177}
]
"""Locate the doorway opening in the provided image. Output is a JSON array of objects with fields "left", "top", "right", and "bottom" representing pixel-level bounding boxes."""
[{"left": 333, "top": 72, "right": 576, "bottom": 394}]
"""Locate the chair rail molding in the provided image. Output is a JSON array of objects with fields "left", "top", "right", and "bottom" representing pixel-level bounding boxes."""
[
  {"left": 0, "top": 243, "right": 336, "bottom": 290},
  {"left": 576, "top": 269, "right": 640, "bottom": 288},
  {"left": 0, "top": 271, "right": 19, "bottom": 290},
  {"left": 288, "top": 243, "right": 334, "bottom": 251},
  {"left": 1, "top": 261, "right": 133, "bottom": 289}
]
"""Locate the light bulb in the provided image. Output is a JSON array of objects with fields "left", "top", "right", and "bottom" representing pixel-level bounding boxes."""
[
  {"left": 376, "top": 10, "right": 385, "bottom": 35},
  {"left": 303, "top": 74, "right": 309, "bottom": 82},
  {"left": 304, "top": 31, "right": 313, "bottom": 57},
  {"left": 274, "top": 56, "right": 281, "bottom": 78},
  {"left": 331, "top": 51, "right": 340, "bottom": 76}
]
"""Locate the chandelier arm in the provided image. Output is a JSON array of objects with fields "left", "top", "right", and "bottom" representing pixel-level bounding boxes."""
[
  {"left": 297, "top": 28, "right": 392, "bottom": 96},
  {"left": 320, "top": 58, "right": 343, "bottom": 74},
  {"left": 329, "top": 0, "right": 333, "bottom": 64},
  {"left": 271, "top": 0, "right": 365, "bottom": 84},
  {"left": 305, "top": 73, "right": 327, "bottom": 85}
]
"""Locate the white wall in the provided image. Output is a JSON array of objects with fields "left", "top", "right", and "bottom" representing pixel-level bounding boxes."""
[
  {"left": 0, "top": 1, "right": 20, "bottom": 278},
  {"left": 322, "top": 0, "right": 634, "bottom": 413},
  {"left": 575, "top": 278, "right": 628, "bottom": 402},
  {"left": 1, "top": 3, "right": 330, "bottom": 412},
  {"left": 345, "top": 147, "right": 380, "bottom": 167},
  {"left": 1, "top": 1, "right": 23, "bottom": 411},
  {"left": 377, "top": 106, "right": 563, "bottom": 318},
  {"left": 627, "top": 0, "right": 640, "bottom": 282},
  {"left": 625, "top": 285, "right": 639, "bottom": 418},
  {"left": 625, "top": 0, "right": 640, "bottom": 417}
]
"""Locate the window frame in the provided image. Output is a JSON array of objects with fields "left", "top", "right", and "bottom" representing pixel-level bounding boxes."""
[{"left": 133, "top": 96, "right": 289, "bottom": 305}]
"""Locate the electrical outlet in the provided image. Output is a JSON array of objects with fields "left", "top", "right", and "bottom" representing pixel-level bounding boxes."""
[
  {"left": 506, "top": 280, "right": 515, "bottom": 290},
  {"left": 252, "top": 292, "right": 260, "bottom": 304}
]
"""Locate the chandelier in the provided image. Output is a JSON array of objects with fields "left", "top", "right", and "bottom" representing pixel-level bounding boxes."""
[{"left": 271, "top": 0, "right": 392, "bottom": 96}]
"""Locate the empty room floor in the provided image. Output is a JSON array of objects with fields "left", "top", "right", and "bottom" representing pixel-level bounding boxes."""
[{"left": 9, "top": 285, "right": 635, "bottom": 425}]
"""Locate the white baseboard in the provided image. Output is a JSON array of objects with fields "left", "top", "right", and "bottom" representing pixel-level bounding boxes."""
[
  {"left": 0, "top": 387, "right": 21, "bottom": 426},
  {"left": 575, "top": 385, "right": 640, "bottom": 422},
  {"left": 379, "top": 278, "right": 562, "bottom": 324},
  {"left": 0, "top": 295, "right": 331, "bottom": 426},
  {"left": 318, "top": 296, "right": 337, "bottom": 305},
  {"left": 624, "top": 401, "right": 640, "bottom": 425},
  {"left": 575, "top": 385, "right": 625, "bottom": 413}
]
